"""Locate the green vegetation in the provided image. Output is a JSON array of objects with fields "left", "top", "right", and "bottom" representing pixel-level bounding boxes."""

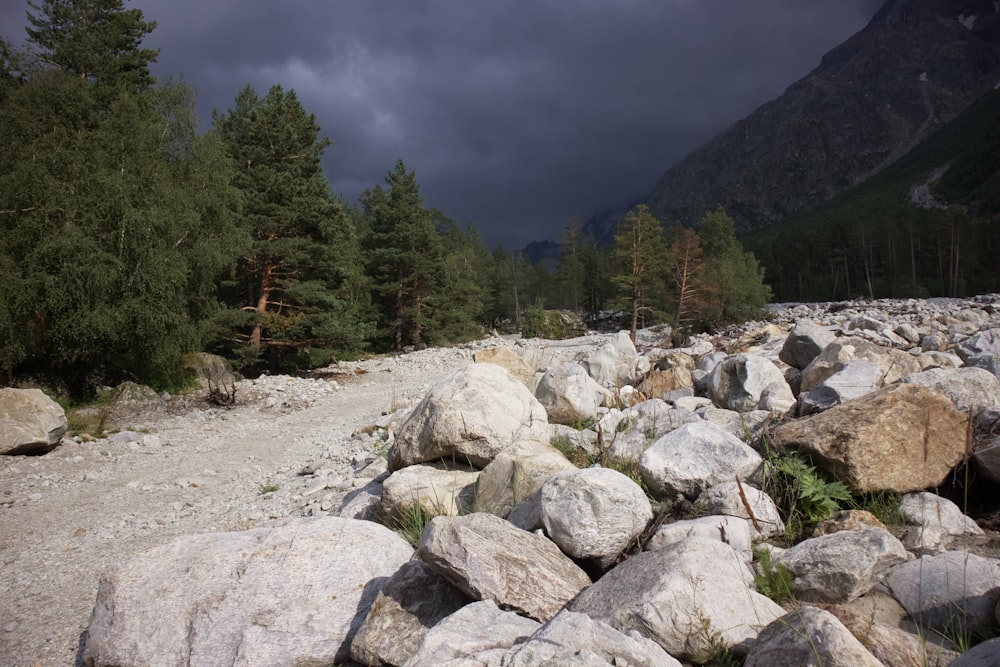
[
  {"left": 258, "top": 483, "right": 280, "bottom": 494},
  {"left": 381, "top": 502, "right": 436, "bottom": 547},
  {"left": 753, "top": 546, "right": 795, "bottom": 604},
  {"left": 759, "top": 447, "right": 852, "bottom": 543}
]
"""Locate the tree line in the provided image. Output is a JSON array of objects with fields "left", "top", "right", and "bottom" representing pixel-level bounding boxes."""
[{"left": 0, "top": 0, "right": 770, "bottom": 397}]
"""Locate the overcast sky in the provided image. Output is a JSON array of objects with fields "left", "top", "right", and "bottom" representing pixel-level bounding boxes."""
[{"left": 1, "top": 1, "right": 882, "bottom": 248}]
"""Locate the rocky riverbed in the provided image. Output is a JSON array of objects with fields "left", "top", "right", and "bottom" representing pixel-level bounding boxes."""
[{"left": 2, "top": 294, "right": 1000, "bottom": 666}]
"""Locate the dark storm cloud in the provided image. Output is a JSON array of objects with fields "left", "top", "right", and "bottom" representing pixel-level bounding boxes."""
[{"left": 2, "top": 1, "right": 880, "bottom": 247}]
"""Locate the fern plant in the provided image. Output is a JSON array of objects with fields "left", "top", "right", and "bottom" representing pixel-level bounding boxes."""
[{"left": 763, "top": 448, "right": 852, "bottom": 543}]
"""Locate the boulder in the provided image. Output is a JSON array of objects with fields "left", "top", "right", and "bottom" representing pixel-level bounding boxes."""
[
  {"left": 473, "top": 346, "right": 535, "bottom": 387},
  {"left": 506, "top": 609, "right": 682, "bottom": 667},
  {"left": 900, "top": 366, "right": 1000, "bottom": 415},
  {"left": 336, "top": 475, "right": 386, "bottom": 520},
  {"left": 949, "top": 637, "right": 1000, "bottom": 667},
  {"left": 773, "top": 528, "right": 909, "bottom": 603},
  {"left": 699, "top": 406, "right": 773, "bottom": 442},
  {"left": 779, "top": 319, "right": 836, "bottom": 370},
  {"left": 772, "top": 383, "right": 968, "bottom": 493},
  {"left": 797, "top": 360, "right": 882, "bottom": 415},
  {"left": 956, "top": 328, "right": 1000, "bottom": 379},
  {"left": 388, "top": 364, "right": 549, "bottom": 470},
  {"left": 707, "top": 353, "right": 795, "bottom": 414},
  {"left": 800, "top": 337, "right": 921, "bottom": 393},
  {"left": 744, "top": 606, "right": 883, "bottom": 667},
  {"left": 417, "top": 513, "right": 591, "bottom": 622},
  {"left": 819, "top": 602, "right": 950, "bottom": 667},
  {"left": 600, "top": 400, "right": 701, "bottom": 460},
  {"left": 638, "top": 353, "right": 694, "bottom": 400},
  {"left": 694, "top": 480, "right": 785, "bottom": 539},
  {"left": 0, "top": 387, "right": 67, "bottom": 455},
  {"left": 350, "top": 560, "right": 471, "bottom": 666},
  {"left": 640, "top": 421, "right": 763, "bottom": 500},
  {"left": 898, "top": 492, "right": 983, "bottom": 555},
  {"left": 82, "top": 517, "right": 414, "bottom": 667},
  {"left": 539, "top": 467, "right": 652, "bottom": 567},
  {"left": 381, "top": 462, "right": 479, "bottom": 518},
  {"left": 569, "top": 538, "right": 784, "bottom": 663},
  {"left": 402, "top": 599, "right": 540, "bottom": 667},
  {"left": 472, "top": 440, "right": 576, "bottom": 517},
  {"left": 813, "top": 510, "right": 886, "bottom": 536},
  {"left": 535, "top": 362, "right": 612, "bottom": 426},
  {"left": 179, "top": 352, "right": 237, "bottom": 392},
  {"left": 647, "top": 515, "right": 754, "bottom": 561},
  {"left": 886, "top": 551, "right": 1000, "bottom": 636},
  {"left": 584, "top": 331, "right": 645, "bottom": 388}
]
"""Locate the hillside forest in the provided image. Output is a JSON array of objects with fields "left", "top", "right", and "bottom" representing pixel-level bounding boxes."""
[{"left": 0, "top": 1, "right": 770, "bottom": 397}]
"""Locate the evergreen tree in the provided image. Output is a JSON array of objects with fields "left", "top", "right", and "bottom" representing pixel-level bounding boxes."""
[
  {"left": 698, "top": 206, "right": 772, "bottom": 324},
  {"left": 434, "top": 219, "right": 492, "bottom": 343},
  {"left": 667, "top": 225, "right": 712, "bottom": 333},
  {"left": 579, "top": 233, "right": 612, "bottom": 323},
  {"left": 611, "top": 205, "right": 670, "bottom": 341},
  {"left": 361, "top": 159, "right": 445, "bottom": 351},
  {"left": 555, "top": 217, "right": 585, "bottom": 311},
  {"left": 213, "top": 84, "right": 368, "bottom": 370}
]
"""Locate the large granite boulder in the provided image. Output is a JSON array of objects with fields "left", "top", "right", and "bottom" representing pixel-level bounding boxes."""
[
  {"left": 584, "top": 331, "right": 646, "bottom": 388},
  {"left": 800, "top": 337, "right": 921, "bottom": 393},
  {"left": 0, "top": 388, "right": 67, "bottom": 455},
  {"left": 744, "top": 606, "right": 883, "bottom": 667},
  {"left": 473, "top": 346, "right": 535, "bottom": 387},
  {"left": 797, "top": 360, "right": 882, "bottom": 415},
  {"left": 472, "top": 439, "right": 576, "bottom": 517},
  {"left": 82, "top": 517, "right": 414, "bottom": 667},
  {"left": 416, "top": 513, "right": 591, "bottom": 622},
  {"left": 389, "top": 364, "right": 549, "bottom": 470},
  {"left": 773, "top": 383, "right": 968, "bottom": 493},
  {"left": 535, "top": 362, "right": 612, "bottom": 426},
  {"left": 381, "top": 462, "right": 479, "bottom": 518},
  {"left": 600, "top": 399, "right": 701, "bottom": 460},
  {"left": 779, "top": 319, "right": 836, "bottom": 370},
  {"left": 707, "top": 353, "right": 795, "bottom": 414},
  {"left": 900, "top": 366, "right": 1000, "bottom": 415}
]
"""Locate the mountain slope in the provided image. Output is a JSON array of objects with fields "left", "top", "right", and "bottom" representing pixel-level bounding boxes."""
[{"left": 646, "top": 0, "right": 1000, "bottom": 233}]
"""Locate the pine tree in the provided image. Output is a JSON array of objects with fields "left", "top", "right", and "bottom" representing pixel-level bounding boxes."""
[
  {"left": 361, "top": 159, "right": 445, "bottom": 351},
  {"left": 555, "top": 217, "right": 586, "bottom": 311},
  {"left": 611, "top": 205, "right": 670, "bottom": 342},
  {"left": 698, "top": 206, "right": 771, "bottom": 324}
]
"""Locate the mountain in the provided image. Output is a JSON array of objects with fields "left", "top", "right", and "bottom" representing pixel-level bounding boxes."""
[{"left": 646, "top": 0, "right": 1000, "bottom": 234}]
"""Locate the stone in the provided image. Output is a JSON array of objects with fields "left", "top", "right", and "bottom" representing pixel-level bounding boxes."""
[
  {"left": 956, "top": 328, "right": 1000, "bottom": 379},
  {"left": 800, "top": 337, "right": 922, "bottom": 393},
  {"left": 973, "top": 439, "right": 1000, "bottom": 484},
  {"left": 819, "top": 602, "right": 944, "bottom": 667},
  {"left": 584, "top": 331, "right": 645, "bottom": 389},
  {"left": 779, "top": 319, "right": 836, "bottom": 369},
  {"left": 813, "top": 510, "right": 886, "bottom": 536},
  {"left": 473, "top": 346, "right": 535, "bottom": 387},
  {"left": 535, "top": 362, "right": 612, "bottom": 426},
  {"left": 473, "top": 439, "right": 576, "bottom": 517},
  {"left": 797, "top": 360, "right": 882, "bottom": 415},
  {"left": 694, "top": 480, "right": 785, "bottom": 539},
  {"left": 336, "top": 475, "right": 386, "bottom": 520},
  {"left": 637, "top": 363, "right": 694, "bottom": 401},
  {"left": 744, "top": 606, "right": 883, "bottom": 667},
  {"left": 707, "top": 353, "right": 795, "bottom": 414},
  {"left": 601, "top": 399, "right": 701, "bottom": 460},
  {"left": 647, "top": 515, "right": 754, "bottom": 561},
  {"left": 699, "top": 407, "right": 773, "bottom": 442},
  {"left": 886, "top": 551, "right": 1000, "bottom": 636},
  {"left": 179, "top": 352, "right": 236, "bottom": 392},
  {"left": 350, "top": 560, "right": 471, "bottom": 666},
  {"left": 381, "top": 462, "right": 479, "bottom": 518},
  {"left": 898, "top": 492, "right": 983, "bottom": 555},
  {"left": 402, "top": 600, "right": 540, "bottom": 667},
  {"left": 417, "top": 512, "right": 591, "bottom": 622},
  {"left": 772, "top": 383, "right": 968, "bottom": 493},
  {"left": 388, "top": 364, "right": 550, "bottom": 470},
  {"left": 900, "top": 366, "right": 1000, "bottom": 415},
  {"left": 82, "top": 517, "right": 414, "bottom": 667},
  {"left": 507, "top": 609, "right": 682, "bottom": 667},
  {"left": 569, "top": 538, "right": 784, "bottom": 663},
  {"left": 0, "top": 387, "right": 67, "bottom": 455},
  {"left": 773, "top": 528, "right": 909, "bottom": 603},
  {"left": 539, "top": 467, "right": 652, "bottom": 567},
  {"left": 640, "top": 421, "right": 763, "bottom": 500},
  {"left": 949, "top": 637, "right": 1000, "bottom": 667}
]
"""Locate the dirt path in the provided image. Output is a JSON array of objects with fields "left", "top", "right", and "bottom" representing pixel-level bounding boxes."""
[{"left": 0, "top": 347, "right": 473, "bottom": 667}]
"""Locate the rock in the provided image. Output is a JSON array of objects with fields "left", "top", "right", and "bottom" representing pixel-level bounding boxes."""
[
  {"left": 638, "top": 359, "right": 694, "bottom": 401},
  {"left": 336, "top": 475, "right": 386, "bottom": 520},
  {"left": 813, "top": 510, "right": 886, "bottom": 536},
  {"left": 507, "top": 609, "right": 682, "bottom": 667},
  {"left": 640, "top": 421, "right": 763, "bottom": 500},
  {"left": 601, "top": 399, "right": 701, "bottom": 460},
  {"left": 773, "top": 528, "right": 909, "bottom": 603},
  {"left": 388, "top": 364, "right": 549, "bottom": 470},
  {"left": 648, "top": 515, "right": 754, "bottom": 561},
  {"left": 699, "top": 406, "right": 773, "bottom": 442},
  {"left": 569, "top": 538, "right": 784, "bottom": 663},
  {"left": 779, "top": 319, "right": 836, "bottom": 370},
  {"left": 402, "top": 599, "right": 540, "bottom": 667},
  {"left": 82, "top": 517, "right": 414, "bottom": 667},
  {"left": 535, "top": 362, "right": 612, "bottom": 426},
  {"left": 707, "top": 353, "right": 795, "bottom": 414},
  {"left": 417, "top": 512, "right": 591, "bottom": 622},
  {"left": 772, "top": 383, "right": 968, "bottom": 493},
  {"left": 949, "top": 637, "right": 1000, "bottom": 667},
  {"left": 473, "top": 346, "right": 535, "bottom": 387},
  {"left": 886, "top": 551, "right": 1000, "bottom": 636},
  {"left": 819, "top": 602, "right": 956, "bottom": 667},
  {"left": 798, "top": 360, "right": 882, "bottom": 415},
  {"left": 584, "top": 331, "right": 645, "bottom": 388},
  {"left": 694, "top": 480, "right": 785, "bottom": 539},
  {"left": 898, "top": 492, "right": 983, "bottom": 555},
  {"left": 973, "top": 439, "right": 1000, "bottom": 484},
  {"left": 800, "top": 337, "right": 922, "bottom": 393},
  {"left": 0, "top": 388, "right": 67, "bottom": 455},
  {"left": 744, "top": 606, "right": 884, "bottom": 667},
  {"left": 350, "top": 560, "right": 472, "bottom": 666},
  {"left": 381, "top": 462, "right": 479, "bottom": 518},
  {"left": 539, "top": 467, "right": 652, "bottom": 567},
  {"left": 473, "top": 440, "right": 576, "bottom": 517},
  {"left": 179, "top": 352, "right": 236, "bottom": 392},
  {"left": 956, "top": 328, "right": 1000, "bottom": 379},
  {"left": 900, "top": 366, "right": 1000, "bottom": 415}
]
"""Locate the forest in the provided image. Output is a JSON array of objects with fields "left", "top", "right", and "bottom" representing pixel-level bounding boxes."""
[{"left": 0, "top": 0, "right": 769, "bottom": 397}]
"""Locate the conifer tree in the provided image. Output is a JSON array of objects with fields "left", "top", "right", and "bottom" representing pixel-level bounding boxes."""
[
  {"left": 611, "top": 205, "right": 670, "bottom": 341},
  {"left": 698, "top": 206, "right": 771, "bottom": 324},
  {"left": 555, "top": 217, "right": 586, "bottom": 311}
]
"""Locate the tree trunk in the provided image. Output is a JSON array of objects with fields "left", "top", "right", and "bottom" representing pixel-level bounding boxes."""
[{"left": 249, "top": 260, "right": 274, "bottom": 350}]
